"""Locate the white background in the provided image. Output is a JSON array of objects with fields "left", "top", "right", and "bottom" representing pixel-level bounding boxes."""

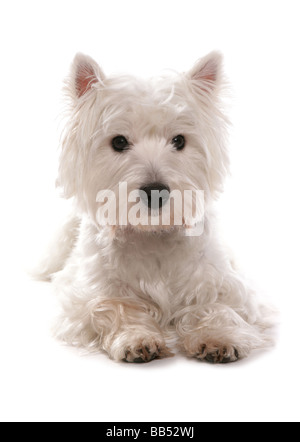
[{"left": 1, "top": 0, "right": 300, "bottom": 422}]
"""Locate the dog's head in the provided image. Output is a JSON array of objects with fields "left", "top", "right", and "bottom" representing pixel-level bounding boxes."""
[{"left": 57, "top": 52, "right": 229, "bottom": 233}]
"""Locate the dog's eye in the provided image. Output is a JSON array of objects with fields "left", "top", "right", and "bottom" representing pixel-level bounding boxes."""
[
  {"left": 111, "top": 136, "right": 130, "bottom": 152},
  {"left": 171, "top": 135, "right": 185, "bottom": 151}
]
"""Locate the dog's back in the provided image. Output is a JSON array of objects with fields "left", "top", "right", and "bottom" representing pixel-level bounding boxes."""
[{"left": 32, "top": 214, "right": 80, "bottom": 281}]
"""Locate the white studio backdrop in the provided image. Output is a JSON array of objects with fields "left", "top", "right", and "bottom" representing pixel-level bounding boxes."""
[{"left": 0, "top": 0, "right": 300, "bottom": 422}]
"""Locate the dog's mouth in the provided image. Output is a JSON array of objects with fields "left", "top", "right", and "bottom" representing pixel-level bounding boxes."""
[
  {"left": 137, "top": 183, "right": 182, "bottom": 230},
  {"left": 95, "top": 183, "right": 205, "bottom": 235}
]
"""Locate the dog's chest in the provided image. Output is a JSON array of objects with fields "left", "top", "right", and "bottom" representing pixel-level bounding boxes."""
[{"left": 110, "top": 234, "right": 204, "bottom": 300}]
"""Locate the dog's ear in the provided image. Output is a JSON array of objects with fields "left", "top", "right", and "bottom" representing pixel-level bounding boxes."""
[
  {"left": 188, "top": 51, "right": 223, "bottom": 93},
  {"left": 69, "top": 53, "right": 105, "bottom": 99}
]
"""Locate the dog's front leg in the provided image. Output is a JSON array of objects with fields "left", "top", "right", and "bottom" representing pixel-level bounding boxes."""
[
  {"left": 90, "top": 298, "right": 173, "bottom": 362},
  {"left": 175, "top": 302, "right": 262, "bottom": 363},
  {"left": 173, "top": 266, "right": 269, "bottom": 363}
]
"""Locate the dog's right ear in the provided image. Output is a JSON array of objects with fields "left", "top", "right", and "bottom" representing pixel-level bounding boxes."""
[{"left": 68, "top": 53, "right": 105, "bottom": 100}]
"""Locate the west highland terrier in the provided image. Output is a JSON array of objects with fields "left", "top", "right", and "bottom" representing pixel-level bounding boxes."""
[{"left": 37, "top": 52, "right": 274, "bottom": 363}]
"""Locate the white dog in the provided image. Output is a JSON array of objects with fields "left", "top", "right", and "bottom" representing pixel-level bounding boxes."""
[{"left": 37, "top": 52, "right": 274, "bottom": 363}]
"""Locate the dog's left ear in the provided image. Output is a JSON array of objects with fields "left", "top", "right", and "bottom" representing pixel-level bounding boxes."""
[
  {"left": 69, "top": 53, "right": 105, "bottom": 100},
  {"left": 188, "top": 51, "right": 223, "bottom": 94}
]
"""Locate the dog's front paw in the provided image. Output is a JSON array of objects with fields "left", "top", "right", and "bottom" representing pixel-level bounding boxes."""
[
  {"left": 122, "top": 337, "right": 173, "bottom": 363},
  {"left": 195, "top": 343, "right": 239, "bottom": 364},
  {"left": 184, "top": 340, "right": 240, "bottom": 364}
]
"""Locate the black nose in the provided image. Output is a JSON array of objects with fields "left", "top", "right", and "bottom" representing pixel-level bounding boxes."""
[{"left": 139, "top": 183, "right": 170, "bottom": 209}]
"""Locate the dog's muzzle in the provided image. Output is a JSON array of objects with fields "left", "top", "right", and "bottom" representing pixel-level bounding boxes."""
[{"left": 139, "top": 183, "right": 170, "bottom": 209}]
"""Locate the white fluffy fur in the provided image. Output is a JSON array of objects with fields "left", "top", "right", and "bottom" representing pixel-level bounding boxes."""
[{"left": 38, "top": 52, "right": 275, "bottom": 363}]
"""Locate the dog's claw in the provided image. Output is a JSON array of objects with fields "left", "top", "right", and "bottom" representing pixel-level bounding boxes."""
[
  {"left": 132, "top": 357, "right": 147, "bottom": 363},
  {"left": 123, "top": 340, "right": 172, "bottom": 363},
  {"left": 193, "top": 344, "right": 240, "bottom": 364},
  {"left": 205, "top": 353, "right": 217, "bottom": 364}
]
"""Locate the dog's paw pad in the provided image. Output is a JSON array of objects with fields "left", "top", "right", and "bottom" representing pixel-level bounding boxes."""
[
  {"left": 190, "top": 343, "right": 239, "bottom": 364},
  {"left": 123, "top": 340, "right": 172, "bottom": 363}
]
